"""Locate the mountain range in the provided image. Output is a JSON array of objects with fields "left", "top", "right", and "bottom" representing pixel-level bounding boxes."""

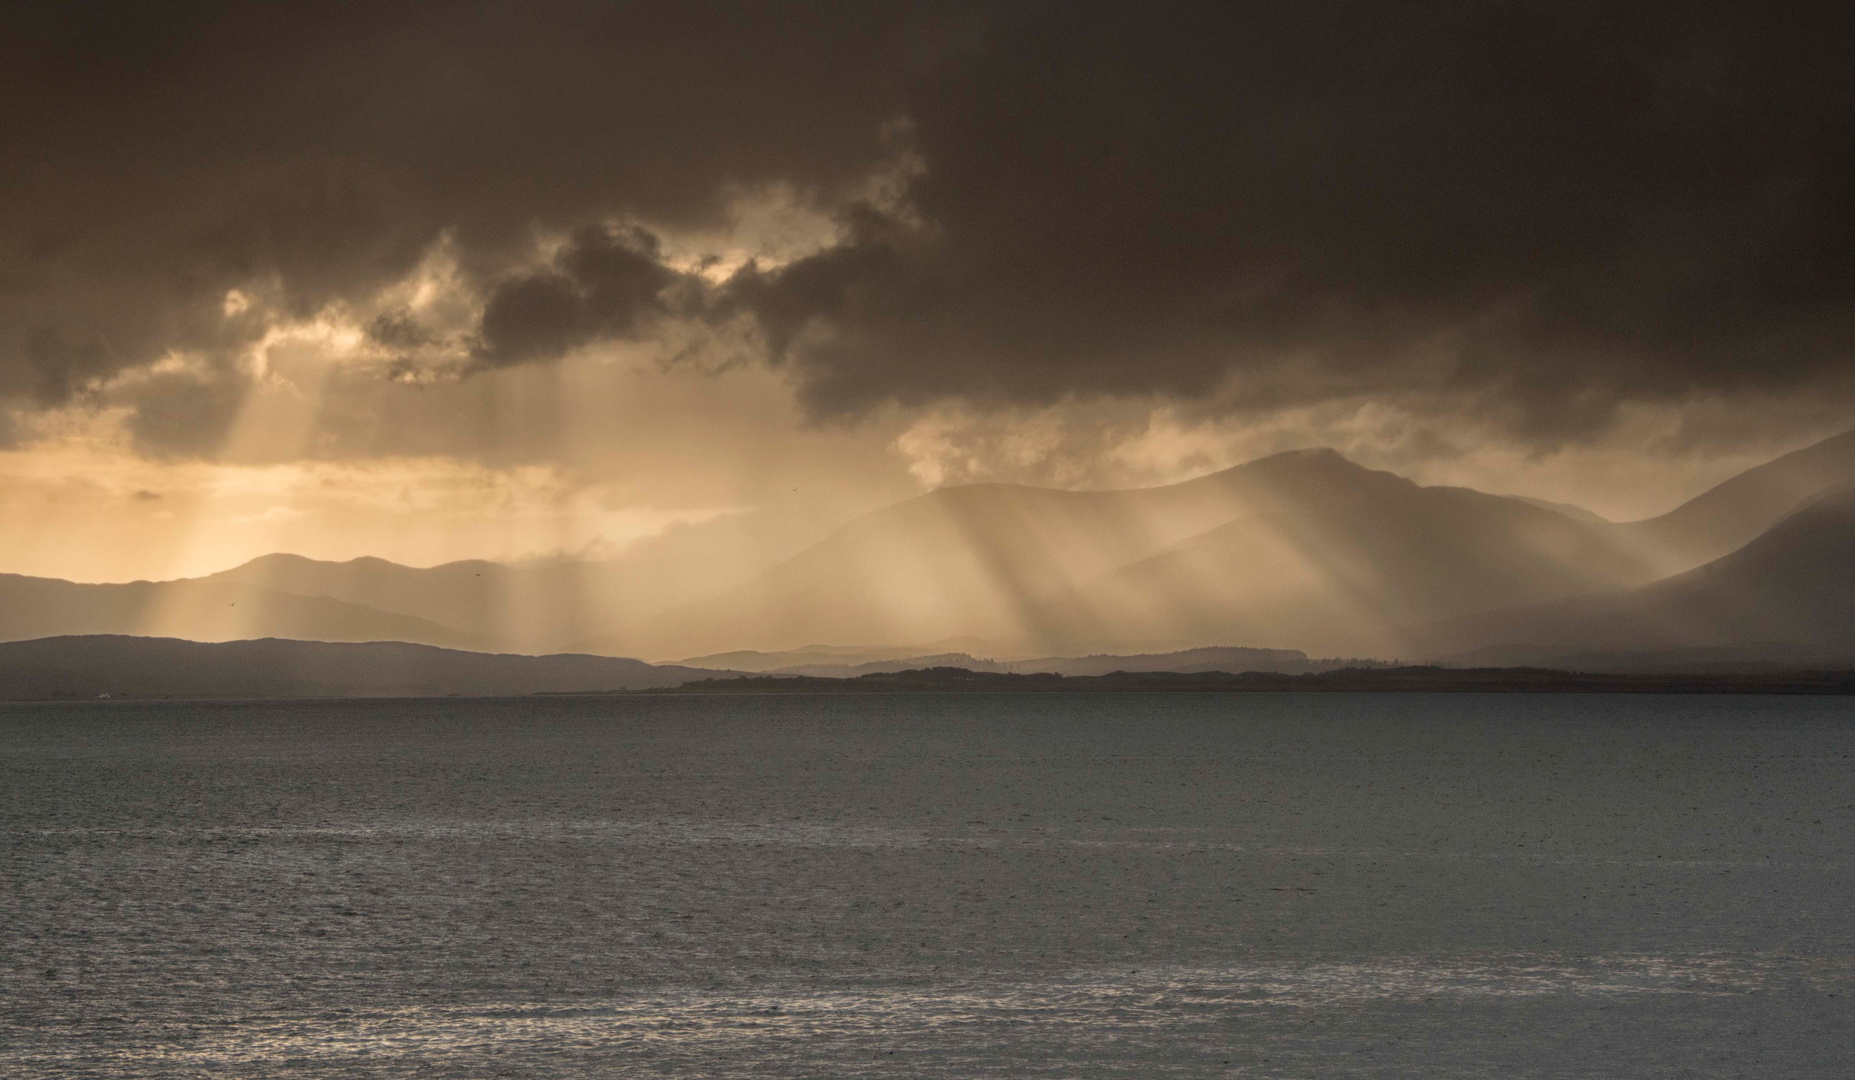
[
  {"left": 1422, "top": 485, "right": 1855, "bottom": 665},
  {"left": 3, "top": 428, "right": 1851, "bottom": 668},
  {"left": 586, "top": 430, "right": 1855, "bottom": 659}
]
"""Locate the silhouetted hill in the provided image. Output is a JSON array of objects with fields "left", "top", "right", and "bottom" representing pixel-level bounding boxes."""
[
  {"left": 1421, "top": 486, "right": 1855, "bottom": 661},
  {"left": 674, "top": 644, "right": 983, "bottom": 672},
  {"left": 0, "top": 575, "right": 485, "bottom": 649},
  {"left": 1008, "top": 646, "right": 1318, "bottom": 676},
  {"left": 1437, "top": 643, "right": 1855, "bottom": 674},
  {"left": 0, "top": 636, "right": 733, "bottom": 700},
  {"left": 660, "top": 665, "right": 1854, "bottom": 695},
  {"left": 765, "top": 653, "right": 1011, "bottom": 676},
  {"left": 675, "top": 644, "right": 1329, "bottom": 677}
]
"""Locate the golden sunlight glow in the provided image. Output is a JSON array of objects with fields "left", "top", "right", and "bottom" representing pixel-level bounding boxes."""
[{"left": 0, "top": 427, "right": 733, "bottom": 584}]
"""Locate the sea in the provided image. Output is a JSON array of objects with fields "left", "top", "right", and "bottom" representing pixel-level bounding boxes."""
[{"left": 3, "top": 692, "right": 1851, "bottom": 1078}]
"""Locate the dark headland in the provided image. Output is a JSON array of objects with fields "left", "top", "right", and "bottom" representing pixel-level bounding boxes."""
[
  {"left": 654, "top": 665, "right": 1855, "bottom": 696},
  {"left": 1, "top": 636, "right": 1850, "bottom": 701}
]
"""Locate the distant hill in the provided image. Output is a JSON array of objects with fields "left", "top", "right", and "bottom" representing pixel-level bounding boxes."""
[
  {"left": 587, "top": 449, "right": 1665, "bottom": 659},
  {"left": 1622, "top": 427, "right": 1855, "bottom": 573},
  {"left": 1420, "top": 486, "right": 1855, "bottom": 662},
  {"left": 199, "top": 553, "right": 689, "bottom": 654},
  {"left": 674, "top": 645, "right": 969, "bottom": 672},
  {"left": 0, "top": 636, "right": 733, "bottom": 700},
  {"left": 1034, "top": 478, "right": 1661, "bottom": 656},
  {"left": 660, "top": 665, "right": 1855, "bottom": 695},
  {"left": 203, "top": 554, "right": 515, "bottom": 640},
  {"left": 761, "top": 652, "right": 1011, "bottom": 677},
  {"left": 677, "top": 644, "right": 1332, "bottom": 677},
  {"left": 587, "top": 451, "right": 1354, "bottom": 658},
  {"left": 199, "top": 508, "right": 823, "bottom": 654},
  {"left": 0, "top": 575, "right": 486, "bottom": 650},
  {"left": 1435, "top": 643, "right": 1855, "bottom": 674},
  {"left": 0, "top": 507, "right": 831, "bottom": 655},
  {"left": 3, "top": 636, "right": 1841, "bottom": 700},
  {"left": 1008, "top": 646, "right": 1316, "bottom": 676}
]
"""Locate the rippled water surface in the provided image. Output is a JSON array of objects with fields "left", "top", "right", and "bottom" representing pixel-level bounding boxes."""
[{"left": 4, "top": 692, "right": 1852, "bottom": 1077}]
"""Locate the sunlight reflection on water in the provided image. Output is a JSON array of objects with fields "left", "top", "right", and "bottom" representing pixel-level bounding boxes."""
[
  {"left": 14, "top": 954, "right": 1817, "bottom": 1075},
  {"left": 4, "top": 692, "right": 1852, "bottom": 1077}
]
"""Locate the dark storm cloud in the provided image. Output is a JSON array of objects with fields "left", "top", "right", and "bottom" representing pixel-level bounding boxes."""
[
  {"left": 473, "top": 226, "right": 678, "bottom": 368},
  {"left": 24, "top": 327, "right": 116, "bottom": 405},
  {"left": 733, "top": 3, "right": 1855, "bottom": 438},
  {"left": 0, "top": 0, "right": 915, "bottom": 448},
  {"left": 4, "top": 1, "right": 1853, "bottom": 452}
]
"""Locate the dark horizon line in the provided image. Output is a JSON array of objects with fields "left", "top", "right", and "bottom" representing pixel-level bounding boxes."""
[{"left": 643, "top": 665, "right": 1855, "bottom": 696}]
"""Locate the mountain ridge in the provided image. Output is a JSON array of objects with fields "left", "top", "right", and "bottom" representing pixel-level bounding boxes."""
[
  {"left": 1418, "top": 484, "right": 1855, "bottom": 661},
  {"left": 585, "top": 430, "right": 1855, "bottom": 659},
  {"left": 583, "top": 448, "right": 1665, "bottom": 658},
  {"left": 4, "top": 431, "right": 1854, "bottom": 662},
  {"left": 1622, "top": 427, "right": 1855, "bottom": 571}
]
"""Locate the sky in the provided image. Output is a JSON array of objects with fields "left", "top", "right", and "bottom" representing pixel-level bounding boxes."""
[{"left": 3, "top": 1, "right": 1852, "bottom": 582}]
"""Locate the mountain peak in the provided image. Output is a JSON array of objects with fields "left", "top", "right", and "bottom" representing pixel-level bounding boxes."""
[
  {"left": 1230, "top": 446, "right": 1349, "bottom": 468},
  {"left": 1183, "top": 445, "right": 1411, "bottom": 503},
  {"left": 1222, "top": 446, "right": 1378, "bottom": 479}
]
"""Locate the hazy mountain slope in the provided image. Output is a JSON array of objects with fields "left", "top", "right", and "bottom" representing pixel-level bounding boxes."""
[
  {"left": 1040, "top": 481, "right": 1662, "bottom": 656},
  {"left": 206, "top": 554, "right": 508, "bottom": 634},
  {"left": 1623, "top": 427, "right": 1855, "bottom": 571},
  {"left": 588, "top": 450, "right": 1658, "bottom": 658},
  {"left": 202, "top": 555, "right": 684, "bottom": 652},
  {"left": 202, "top": 507, "right": 842, "bottom": 652},
  {"left": 0, "top": 635, "right": 730, "bottom": 700},
  {"left": 582, "top": 450, "right": 1375, "bottom": 656},
  {"left": 52, "top": 433, "right": 1844, "bottom": 661},
  {"left": 0, "top": 575, "right": 485, "bottom": 649},
  {"left": 1420, "top": 486, "right": 1855, "bottom": 660},
  {"left": 1510, "top": 495, "right": 1610, "bottom": 523}
]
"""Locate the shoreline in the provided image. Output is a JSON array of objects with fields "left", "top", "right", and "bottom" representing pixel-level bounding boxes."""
[{"left": 646, "top": 665, "right": 1855, "bottom": 696}]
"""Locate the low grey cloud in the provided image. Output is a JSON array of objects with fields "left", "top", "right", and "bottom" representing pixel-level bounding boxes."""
[{"left": 4, "top": 1, "right": 1852, "bottom": 455}]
